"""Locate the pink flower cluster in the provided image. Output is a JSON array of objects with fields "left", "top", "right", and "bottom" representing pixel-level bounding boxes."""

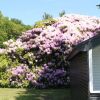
[
  {"left": 11, "top": 65, "right": 28, "bottom": 76},
  {"left": 10, "top": 65, "right": 69, "bottom": 88},
  {"left": 5, "top": 14, "right": 100, "bottom": 55},
  {"left": 35, "top": 66, "right": 69, "bottom": 88},
  {"left": 15, "top": 14, "right": 100, "bottom": 68},
  {"left": 0, "top": 48, "right": 5, "bottom": 54},
  {"left": 26, "top": 72, "right": 36, "bottom": 81},
  {"left": 19, "top": 14, "right": 100, "bottom": 54},
  {"left": 3, "top": 39, "right": 23, "bottom": 53}
]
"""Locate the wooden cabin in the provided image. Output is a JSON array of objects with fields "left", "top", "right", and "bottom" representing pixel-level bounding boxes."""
[{"left": 69, "top": 34, "right": 100, "bottom": 100}]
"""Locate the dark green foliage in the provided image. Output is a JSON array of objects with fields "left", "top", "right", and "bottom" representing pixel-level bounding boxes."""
[
  {"left": 11, "top": 18, "right": 23, "bottom": 25},
  {"left": 34, "top": 18, "right": 56, "bottom": 28},
  {"left": 42, "top": 12, "right": 53, "bottom": 20},
  {"left": 59, "top": 10, "right": 66, "bottom": 17},
  {"left": 0, "top": 54, "right": 10, "bottom": 71},
  {"left": 34, "top": 12, "right": 55, "bottom": 28},
  {"left": 0, "top": 53, "right": 22, "bottom": 88},
  {"left": 0, "top": 54, "right": 11, "bottom": 87},
  {"left": 0, "top": 11, "right": 32, "bottom": 48}
]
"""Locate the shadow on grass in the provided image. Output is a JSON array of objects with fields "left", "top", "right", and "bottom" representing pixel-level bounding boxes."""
[{"left": 15, "top": 88, "right": 70, "bottom": 100}]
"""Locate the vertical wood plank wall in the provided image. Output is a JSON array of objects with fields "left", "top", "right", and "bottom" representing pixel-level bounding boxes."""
[{"left": 70, "top": 52, "right": 89, "bottom": 100}]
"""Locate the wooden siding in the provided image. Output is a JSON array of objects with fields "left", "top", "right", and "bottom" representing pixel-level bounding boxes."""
[{"left": 70, "top": 52, "right": 89, "bottom": 100}]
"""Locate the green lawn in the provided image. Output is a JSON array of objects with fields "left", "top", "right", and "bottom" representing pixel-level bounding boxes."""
[{"left": 0, "top": 88, "right": 70, "bottom": 100}]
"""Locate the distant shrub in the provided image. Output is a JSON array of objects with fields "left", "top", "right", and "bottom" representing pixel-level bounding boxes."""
[{"left": 34, "top": 18, "right": 56, "bottom": 28}]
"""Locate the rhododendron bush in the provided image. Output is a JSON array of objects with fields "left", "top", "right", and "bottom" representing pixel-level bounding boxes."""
[
  {"left": 1, "top": 14, "right": 100, "bottom": 88},
  {"left": 9, "top": 64, "right": 68, "bottom": 88}
]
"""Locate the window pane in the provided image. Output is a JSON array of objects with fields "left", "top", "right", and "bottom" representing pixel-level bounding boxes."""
[{"left": 92, "top": 45, "right": 100, "bottom": 91}]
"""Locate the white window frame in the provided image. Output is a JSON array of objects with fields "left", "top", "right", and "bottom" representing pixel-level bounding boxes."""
[{"left": 88, "top": 49, "right": 100, "bottom": 93}]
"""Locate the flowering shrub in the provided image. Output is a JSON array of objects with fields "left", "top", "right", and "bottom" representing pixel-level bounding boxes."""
[
  {"left": 9, "top": 65, "right": 29, "bottom": 87},
  {"left": 2, "top": 14, "right": 100, "bottom": 88},
  {"left": 5, "top": 14, "right": 100, "bottom": 64},
  {"left": 9, "top": 64, "right": 69, "bottom": 88},
  {"left": 0, "top": 48, "right": 5, "bottom": 54}
]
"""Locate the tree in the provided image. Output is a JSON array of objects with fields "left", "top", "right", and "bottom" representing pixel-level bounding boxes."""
[
  {"left": 59, "top": 10, "right": 66, "bottom": 17},
  {"left": 11, "top": 18, "right": 23, "bottom": 25},
  {"left": 0, "top": 11, "right": 32, "bottom": 48},
  {"left": 42, "top": 12, "right": 53, "bottom": 20},
  {"left": 0, "top": 11, "right": 3, "bottom": 19}
]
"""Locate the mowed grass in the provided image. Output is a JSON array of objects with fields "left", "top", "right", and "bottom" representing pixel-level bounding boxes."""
[{"left": 0, "top": 88, "right": 70, "bottom": 100}]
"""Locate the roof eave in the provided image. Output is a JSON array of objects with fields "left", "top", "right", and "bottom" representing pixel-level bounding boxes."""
[{"left": 68, "top": 33, "right": 100, "bottom": 60}]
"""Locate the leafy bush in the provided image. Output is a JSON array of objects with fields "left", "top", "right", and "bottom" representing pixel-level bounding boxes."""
[
  {"left": 34, "top": 18, "right": 56, "bottom": 28},
  {"left": 0, "top": 71, "right": 10, "bottom": 88},
  {"left": 1, "top": 14, "right": 100, "bottom": 88},
  {"left": 0, "top": 54, "right": 21, "bottom": 88},
  {"left": 0, "top": 54, "right": 10, "bottom": 71},
  {"left": 0, "top": 11, "right": 32, "bottom": 48},
  {"left": 8, "top": 65, "right": 69, "bottom": 88}
]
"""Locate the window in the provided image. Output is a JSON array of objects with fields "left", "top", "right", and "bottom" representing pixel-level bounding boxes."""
[{"left": 89, "top": 46, "right": 100, "bottom": 93}]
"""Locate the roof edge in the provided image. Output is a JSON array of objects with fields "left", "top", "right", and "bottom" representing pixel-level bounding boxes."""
[{"left": 68, "top": 32, "right": 100, "bottom": 60}]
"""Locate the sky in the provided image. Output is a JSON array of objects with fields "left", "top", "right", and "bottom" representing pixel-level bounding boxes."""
[{"left": 0, "top": 0, "right": 100, "bottom": 25}]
